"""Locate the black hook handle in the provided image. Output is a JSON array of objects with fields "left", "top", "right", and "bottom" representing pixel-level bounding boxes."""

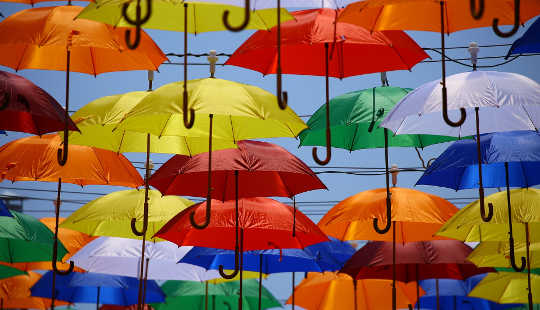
[
  {"left": 219, "top": 244, "right": 240, "bottom": 279},
  {"left": 182, "top": 2, "right": 195, "bottom": 129},
  {"left": 312, "top": 42, "right": 332, "bottom": 166},
  {"left": 374, "top": 128, "right": 392, "bottom": 234},
  {"left": 479, "top": 199, "right": 494, "bottom": 222},
  {"left": 57, "top": 127, "right": 69, "bottom": 166},
  {"left": 131, "top": 214, "right": 148, "bottom": 236},
  {"left": 442, "top": 87, "right": 467, "bottom": 127},
  {"left": 122, "top": 0, "right": 152, "bottom": 50},
  {"left": 189, "top": 199, "right": 211, "bottom": 229},
  {"left": 190, "top": 114, "right": 213, "bottom": 229},
  {"left": 492, "top": 0, "right": 520, "bottom": 38},
  {"left": 53, "top": 260, "right": 75, "bottom": 275},
  {"left": 509, "top": 236, "right": 526, "bottom": 272},
  {"left": 0, "top": 91, "right": 9, "bottom": 110},
  {"left": 474, "top": 107, "right": 493, "bottom": 222},
  {"left": 222, "top": 0, "right": 250, "bottom": 32},
  {"left": 469, "top": 0, "right": 484, "bottom": 19},
  {"left": 275, "top": 0, "right": 287, "bottom": 110},
  {"left": 277, "top": 76, "right": 288, "bottom": 110}
]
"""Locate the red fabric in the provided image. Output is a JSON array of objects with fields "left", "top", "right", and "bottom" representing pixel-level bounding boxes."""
[
  {"left": 341, "top": 240, "right": 493, "bottom": 282},
  {"left": 225, "top": 8, "right": 429, "bottom": 78},
  {"left": 154, "top": 197, "right": 329, "bottom": 251},
  {"left": 149, "top": 140, "right": 326, "bottom": 200},
  {"left": 0, "top": 70, "right": 79, "bottom": 135}
]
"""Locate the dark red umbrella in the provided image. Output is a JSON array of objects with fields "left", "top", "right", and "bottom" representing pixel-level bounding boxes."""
[
  {"left": 341, "top": 240, "right": 494, "bottom": 310},
  {"left": 226, "top": 8, "right": 428, "bottom": 165},
  {"left": 0, "top": 70, "right": 79, "bottom": 135}
]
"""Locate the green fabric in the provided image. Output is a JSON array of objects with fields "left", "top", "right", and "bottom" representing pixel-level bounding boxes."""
[
  {"left": 299, "top": 87, "right": 461, "bottom": 150},
  {"left": 507, "top": 305, "right": 540, "bottom": 309},
  {"left": 0, "top": 264, "right": 26, "bottom": 279},
  {"left": 496, "top": 268, "right": 540, "bottom": 275},
  {"left": 0, "top": 211, "right": 68, "bottom": 263},
  {"left": 153, "top": 279, "right": 281, "bottom": 310}
]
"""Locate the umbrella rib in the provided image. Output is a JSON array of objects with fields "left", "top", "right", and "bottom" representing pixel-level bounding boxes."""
[
  {"left": 14, "top": 44, "right": 31, "bottom": 72},
  {"left": 183, "top": 136, "right": 193, "bottom": 157},
  {"left": 90, "top": 47, "right": 97, "bottom": 76},
  {"left": 229, "top": 115, "right": 236, "bottom": 143}
]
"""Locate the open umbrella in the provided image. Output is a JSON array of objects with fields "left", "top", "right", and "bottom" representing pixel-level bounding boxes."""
[
  {"left": 507, "top": 17, "right": 540, "bottom": 58},
  {"left": 418, "top": 131, "right": 540, "bottom": 272},
  {"left": 0, "top": 5, "right": 166, "bottom": 166},
  {"left": 0, "top": 272, "right": 70, "bottom": 309},
  {"left": 0, "top": 265, "right": 25, "bottom": 279},
  {"left": 227, "top": 8, "right": 428, "bottom": 165},
  {"left": 468, "top": 241, "right": 540, "bottom": 270},
  {"left": 31, "top": 271, "right": 165, "bottom": 307},
  {"left": 0, "top": 70, "right": 78, "bottom": 135},
  {"left": 286, "top": 271, "right": 422, "bottom": 310},
  {"left": 341, "top": 240, "right": 493, "bottom": 310},
  {"left": 468, "top": 271, "right": 540, "bottom": 306},
  {"left": 0, "top": 200, "right": 11, "bottom": 218}
]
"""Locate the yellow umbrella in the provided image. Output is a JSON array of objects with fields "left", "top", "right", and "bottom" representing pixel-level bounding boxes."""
[
  {"left": 60, "top": 189, "right": 193, "bottom": 240},
  {"left": 207, "top": 272, "right": 267, "bottom": 284},
  {"left": 468, "top": 272, "right": 540, "bottom": 306},
  {"left": 468, "top": 241, "right": 540, "bottom": 269}
]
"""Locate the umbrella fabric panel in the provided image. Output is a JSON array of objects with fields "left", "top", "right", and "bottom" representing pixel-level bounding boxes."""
[
  {"left": 468, "top": 241, "right": 540, "bottom": 269},
  {"left": 468, "top": 272, "right": 540, "bottom": 304},
  {"left": 508, "top": 18, "right": 540, "bottom": 55}
]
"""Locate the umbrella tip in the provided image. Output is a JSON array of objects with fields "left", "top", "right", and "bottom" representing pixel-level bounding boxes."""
[
  {"left": 208, "top": 50, "right": 218, "bottom": 78},
  {"left": 390, "top": 164, "right": 399, "bottom": 187},
  {"left": 468, "top": 42, "right": 479, "bottom": 71}
]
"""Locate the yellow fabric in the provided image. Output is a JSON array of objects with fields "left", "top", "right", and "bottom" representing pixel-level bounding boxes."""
[
  {"left": 60, "top": 189, "right": 193, "bottom": 240},
  {"left": 468, "top": 272, "right": 540, "bottom": 304},
  {"left": 436, "top": 188, "right": 540, "bottom": 243},
  {"left": 77, "top": 0, "right": 293, "bottom": 33},
  {"left": 468, "top": 241, "right": 540, "bottom": 269},
  {"left": 69, "top": 91, "right": 237, "bottom": 155},
  {"left": 116, "top": 78, "right": 307, "bottom": 141},
  {"left": 207, "top": 272, "right": 267, "bottom": 284}
]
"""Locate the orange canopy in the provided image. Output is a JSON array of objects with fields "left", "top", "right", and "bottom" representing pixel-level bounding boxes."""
[
  {"left": 0, "top": 271, "right": 70, "bottom": 309},
  {"left": 0, "top": 5, "right": 166, "bottom": 74},
  {"left": 286, "top": 272, "right": 423, "bottom": 310},
  {"left": 318, "top": 187, "right": 458, "bottom": 242},
  {"left": 0, "top": 0, "right": 88, "bottom": 4},
  {"left": 1, "top": 218, "right": 95, "bottom": 272},
  {"left": 0, "top": 134, "right": 143, "bottom": 187},
  {"left": 338, "top": 0, "right": 540, "bottom": 34}
]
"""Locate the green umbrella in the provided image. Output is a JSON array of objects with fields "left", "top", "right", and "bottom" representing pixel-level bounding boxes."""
[
  {"left": 299, "top": 85, "right": 461, "bottom": 237},
  {"left": 0, "top": 210, "right": 69, "bottom": 263},
  {"left": 0, "top": 264, "right": 26, "bottom": 279},
  {"left": 152, "top": 279, "right": 281, "bottom": 310}
]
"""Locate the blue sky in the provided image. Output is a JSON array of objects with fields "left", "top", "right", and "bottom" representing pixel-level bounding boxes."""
[{"left": 0, "top": 1, "right": 539, "bottom": 308}]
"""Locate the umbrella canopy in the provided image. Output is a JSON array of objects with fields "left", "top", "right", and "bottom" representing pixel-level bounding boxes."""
[
  {"left": 298, "top": 86, "right": 458, "bottom": 151},
  {"left": 0, "top": 70, "right": 78, "bottom": 135},
  {"left": 507, "top": 18, "right": 540, "bottom": 56},
  {"left": 417, "top": 131, "right": 540, "bottom": 190},
  {"left": 101, "top": 305, "right": 153, "bottom": 310},
  {"left": 68, "top": 91, "right": 237, "bottom": 155},
  {"left": 0, "top": 6, "right": 166, "bottom": 74},
  {"left": 0, "top": 264, "right": 26, "bottom": 279},
  {"left": 31, "top": 271, "right": 165, "bottom": 305},
  {"left": 0, "top": 272, "right": 70, "bottom": 309},
  {"left": 468, "top": 241, "right": 540, "bottom": 269},
  {"left": 318, "top": 187, "right": 458, "bottom": 242},
  {"left": 155, "top": 197, "right": 329, "bottom": 250},
  {"left": 380, "top": 71, "right": 540, "bottom": 138},
  {"left": 69, "top": 236, "right": 221, "bottom": 281},
  {"left": 152, "top": 279, "right": 281, "bottom": 310},
  {"left": 0, "top": 134, "right": 143, "bottom": 187},
  {"left": 468, "top": 272, "right": 540, "bottom": 304},
  {"left": 149, "top": 140, "right": 326, "bottom": 199},
  {"left": 0, "top": 0, "right": 88, "bottom": 5},
  {"left": 180, "top": 237, "right": 355, "bottom": 273},
  {"left": 0, "top": 200, "right": 12, "bottom": 218},
  {"left": 342, "top": 240, "right": 492, "bottom": 282},
  {"left": 0, "top": 210, "right": 68, "bottom": 263},
  {"left": 286, "top": 271, "right": 422, "bottom": 310},
  {"left": 436, "top": 188, "right": 540, "bottom": 243},
  {"left": 226, "top": 8, "right": 428, "bottom": 78},
  {"left": 61, "top": 190, "right": 194, "bottom": 240}
]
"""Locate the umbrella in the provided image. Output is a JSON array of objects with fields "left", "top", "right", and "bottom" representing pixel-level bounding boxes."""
[
  {"left": 101, "top": 305, "right": 153, "bottom": 310},
  {"left": 417, "top": 130, "right": 540, "bottom": 272},
  {"left": 468, "top": 272, "right": 540, "bottom": 306},
  {"left": 152, "top": 279, "right": 281, "bottom": 310},
  {"left": 69, "top": 236, "right": 221, "bottom": 281},
  {"left": 226, "top": 8, "right": 428, "bottom": 165},
  {"left": 418, "top": 274, "right": 518, "bottom": 310},
  {"left": 298, "top": 85, "right": 459, "bottom": 233},
  {"left": 0, "top": 272, "right": 70, "bottom": 309},
  {"left": 341, "top": 240, "right": 493, "bottom": 310},
  {"left": 338, "top": 0, "right": 540, "bottom": 133},
  {"left": 468, "top": 241, "right": 540, "bottom": 270},
  {"left": 381, "top": 71, "right": 540, "bottom": 226},
  {"left": 0, "top": 200, "right": 11, "bottom": 218},
  {"left": 31, "top": 271, "right": 165, "bottom": 307},
  {"left": 286, "top": 271, "right": 422, "bottom": 310},
  {"left": 507, "top": 17, "right": 540, "bottom": 58},
  {"left": 0, "top": 5, "right": 166, "bottom": 166},
  {"left": 0, "top": 265, "right": 25, "bottom": 279},
  {"left": 0, "top": 70, "right": 79, "bottom": 135}
]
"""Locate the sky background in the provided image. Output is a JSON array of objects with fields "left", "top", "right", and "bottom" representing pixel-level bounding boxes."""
[{"left": 0, "top": 1, "right": 539, "bottom": 309}]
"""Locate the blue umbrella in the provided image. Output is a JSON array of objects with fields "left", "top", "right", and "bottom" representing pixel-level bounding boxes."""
[
  {"left": 506, "top": 18, "right": 540, "bottom": 58},
  {"left": 0, "top": 200, "right": 13, "bottom": 217},
  {"left": 31, "top": 271, "right": 165, "bottom": 309},
  {"left": 417, "top": 131, "right": 540, "bottom": 273},
  {"left": 417, "top": 274, "right": 519, "bottom": 310}
]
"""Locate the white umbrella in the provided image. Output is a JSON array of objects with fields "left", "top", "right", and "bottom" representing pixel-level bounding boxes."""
[{"left": 69, "top": 237, "right": 221, "bottom": 281}]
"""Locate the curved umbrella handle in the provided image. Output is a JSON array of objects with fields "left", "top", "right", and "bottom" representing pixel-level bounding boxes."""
[
  {"left": 0, "top": 91, "right": 9, "bottom": 110},
  {"left": 469, "top": 0, "right": 484, "bottom": 19},
  {"left": 57, "top": 133, "right": 68, "bottom": 166},
  {"left": 480, "top": 200, "right": 494, "bottom": 222},
  {"left": 58, "top": 49, "right": 72, "bottom": 166},
  {"left": 182, "top": 3, "right": 195, "bottom": 129},
  {"left": 509, "top": 235, "right": 526, "bottom": 272},
  {"left": 223, "top": 301, "right": 232, "bottom": 310},
  {"left": 189, "top": 200, "right": 211, "bottom": 229},
  {"left": 277, "top": 76, "right": 288, "bottom": 110},
  {"left": 131, "top": 215, "right": 148, "bottom": 236},
  {"left": 122, "top": 0, "right": 152, "bottom": 49},
  {"left": 492, "top": 0, "right": 520, "bottom": 38},
  {"left": 312, "top": 42, "right": 332, "bottom": 166},
  {"left": 442, "top": 88, "right": 466, "bottom": 127},
  {"left": 275, "top": 0, "right": 288, "bottom": 110},
  {"left": 222, "top": 0, "right": 250, "bottom": 32},
  {"left": 218, "top": 245, "right": 240, "bottom": 279},
  {"left": 53, "top": 260, "right": 74, "bottom": 275},
  {"left": 374, "top": 128, "right": 392, "bottom": 234}
]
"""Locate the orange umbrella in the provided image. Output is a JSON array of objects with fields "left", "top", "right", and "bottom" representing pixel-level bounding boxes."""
[
  {"left": 285, "top": 272, "right": 423, "bottom": 310},
  {"left": 317, "top": 187, "right": 457, "bottom": 310},
  {"left": 0, "top": 271, "right": 70, "bottom": 309},
  {"left": 0, "top": 0, "right": 88, "bottom": 5},
  {"left": 0, "top": 218, "right": 95, "bottom": 273},
  {"left": 0, "top": 5, "right": 166, "bottom": 166},
  {"left": 0, "top": 134, "right": 143, "bottom": 309},
  {"left": 337, "top": 0, "right": 540, "bottom": 128}
]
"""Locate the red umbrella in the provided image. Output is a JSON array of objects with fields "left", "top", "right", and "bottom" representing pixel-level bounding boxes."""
[
  {"left": 341, "top": 240, "right": 494, "bottom": 310},
  {"left": 0, "top": 70, "right": 78, "bottom": 135},
  {"left": 226, "top": 8, "right": 428, "bottom": 165}
]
